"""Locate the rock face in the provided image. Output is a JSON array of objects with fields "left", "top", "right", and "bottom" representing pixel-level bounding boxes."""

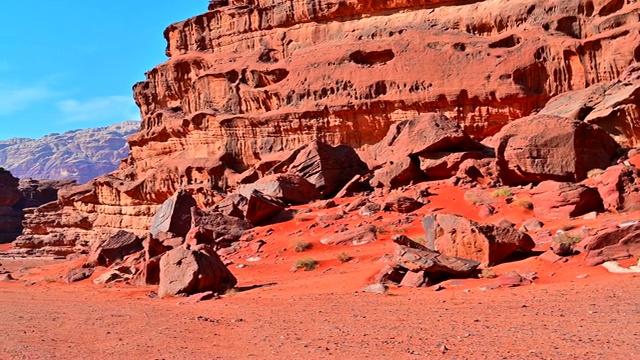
[
  {"left": 493, "top": 115, "right": 619, "bottom": 185},
  {"left": 0, "top": 121, "right": 139, "bottom": 184},
  {"left": 0, "top": 169, "right": 22, "bottom": 243},
  {"left": 422, "top": 214, "right": 535, "bottom": 266},
  {"left": 539, "top": 63, "right": 640, "bottom": 147},
  {"left": 0, "top": 169, "right": 73, "bottom": 244},
  {"left": 13, "top": 0, "right": 640, "bottom": 253}
]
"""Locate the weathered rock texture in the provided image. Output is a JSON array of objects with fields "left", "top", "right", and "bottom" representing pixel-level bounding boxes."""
[
  {"left": 13, "top": 0, "right": 640, "bottom": 253},
  {"left": 0, "top": 121, "right": 139, "bottom": 184},
  {"left": 0, "top": 169, "right": 73, "bottom": 244}
]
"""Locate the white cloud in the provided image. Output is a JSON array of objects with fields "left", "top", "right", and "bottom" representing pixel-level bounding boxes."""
[
  {"left": 0, "top": 83, "right": 55, "bottom": 116},
  {"left": 56, "top": 96, "right": 140, "bottom": 124}
]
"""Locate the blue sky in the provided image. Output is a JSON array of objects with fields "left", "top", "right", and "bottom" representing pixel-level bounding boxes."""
[{"left": 0, "top": 0, "right": 204, "bottom": 139}]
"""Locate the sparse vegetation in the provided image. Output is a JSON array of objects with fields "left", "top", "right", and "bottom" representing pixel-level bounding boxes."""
[
  {"left": 560, "top": 224, "right": 575, "bottom": 232},
  {"left": 38, "top": 276, "right": 60, "bottom": 283},
  {"left": 291, "top": 238, "right": 313, "bottom": 253},
  {"left": 492, "top": 187, "right": 513, "bottom": 197},
  {"left": 337, "top": 252, "right": 353, "bottom": 263},
  {"left": 480, "top": 268, "right": 497, "bottom": 279},
  {"left": 294, "top": 258, "right": 319, "bottom": 271},
  {"left": 413, "top": 237, "right": 425, "bottom": 244},
  {"left": 554, "top": 232, "right": 582, "bottom": 245},
  {"left": 391, "top": 226, "right": 407, "bottom": 233},
  {"left": 514, "top": 198, "right": 534, "bottom": 210},
  {"left": 587, "top": 168, "right": 604, "bottom": 178}
]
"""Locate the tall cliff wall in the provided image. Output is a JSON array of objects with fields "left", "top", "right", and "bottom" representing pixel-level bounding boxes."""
[{"left": 12, "top": 0, "right": 640, "bottom": 255}]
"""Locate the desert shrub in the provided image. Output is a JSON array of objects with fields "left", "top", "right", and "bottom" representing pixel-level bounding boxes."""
[
  {"left": 514, "top": 198, "right": 534, "bottom": 210},
  {"left": 480, "top": 268, "right": 497, "bottom": 279},
  {"left": 413, "top": 237, "right": 426, "bottom": 244},
  {"left": 294, "top": 258, "right": 319, "bottom": 271},
  {"left": 464, "top": 189, "right": 492, "bottom": 205},
  {"left": 492, "top": 187, "right": 513, "bottom": 197},
  {"left": 337, "top": 252, "right": 352, "bottom": 263},
  {"left": 294, "top": 212, "right": 314, "bottom": 222},
  {"left": 554, "top": 232, "right": 582, "bottom": 245},
  {"left": 291, "top": 238, "right": 312, "bottom": 253}
]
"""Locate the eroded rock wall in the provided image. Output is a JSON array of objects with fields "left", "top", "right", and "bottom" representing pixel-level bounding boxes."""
[{"left": 13, "top": 0, "right": 640, "bottom": 254}]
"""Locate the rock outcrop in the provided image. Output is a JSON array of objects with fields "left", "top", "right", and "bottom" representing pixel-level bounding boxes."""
[
  {"left": 13, "top": 0, "right": 640, "bottom": 253},
  {"left": 531, "top": 181, "right": 604, "bottom": 218},
  {"left": 422, "top": 213, "right": 535, "bottom": 266},
  {"left": 493, "top": 115, "right": 619, "bottom": 185},
  {"left": 539, "top": 63, "right": 640, "bottom": 147},
  {"left": 0, "top": 121, "right": 139, "bottom": 184}
]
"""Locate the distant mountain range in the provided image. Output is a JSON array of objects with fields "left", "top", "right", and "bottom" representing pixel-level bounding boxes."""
[{"left": 0, "top": 121, "right": 140, "bottom": 183}]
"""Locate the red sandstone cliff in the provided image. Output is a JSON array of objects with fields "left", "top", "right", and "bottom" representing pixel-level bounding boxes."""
[{"left": 12, "top": 0, "right": 640, "bottom": 255}]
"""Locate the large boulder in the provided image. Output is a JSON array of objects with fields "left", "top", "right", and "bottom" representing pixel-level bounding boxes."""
[
  {"left": 278, "top": 140, "right": 368, "bottom": 197},
  {"left": 577, "top": 223, "right": 640, "bottom": 266},
  {"left": 149, "top": 190, "right": 197, "bottom": 238},
  {"left": 86, "top": 230, "right": 144, "bottom": 267},
  {"left": 244, "top": 190, "right": 285, "bottom": 225},
  {"left": 189, "top": 207, "right": 252, "bottom": 246},
  {"left": 539, "top": 63, "right": 640, "bottom": 147},
  {"left": 592, "top": 165, "right": 640, "bottom": 212},
  {"left": 367, "top": 114, "right": 483, "bottom": 188},
  {"left": 493, "top": 115, "right": 619, "bottom": 185},
  {"left": 238, "top": 173, "right": 321, "bottom": 205},
  {"left": 393, "top": 245, "right": 480, "bottom": 277},
  {"left": 422, "top": 214, "right": 535, "bottom": 266},
  {"left": 158, "top": 246, "right": 237, "bottom": 297},
  {"left": 531, "top": 181, "right": 604, "bottom": 219}
]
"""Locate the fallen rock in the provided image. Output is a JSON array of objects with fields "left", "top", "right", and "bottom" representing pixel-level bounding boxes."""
[
  {"left": 577, "top": 223, "right": 640, "bottom": 265},
  {"left": 384, "top": 196, "right": 423, "bottom": 214},
  {"left": 190, "top": 207, "right": 252, "bottom": 246},
  {"left": 418, "top": 151, "right": 486, "bottom": 180},
  {"left": 135, "top": 255, "right": 163, "bottom": 286},
  {"left": 150, "top": 190, "right": 197, "bottom": 238},
  {"left": 244, "top": 190, "right": 285, "bottom": 225},
  {"left": 93, "top": 266, "right": 136, "bottom": 285},
  {"left": 593, "top": 165, "right": 640, "bottom": 212},
  {"left": 285, "top": 140, "right": 368, "bottom": 197},
  {"left": 372, "top": 265, "right": 405, "bottom": 284},
  {"left": 334, "top": 175, "right": 363, "bottom": 198},
  {"left": 86, "top": 230, "right": 143, "bottom": 268},
  {"left": 345, "top": 197, "right": 368, "bottom": 212},
  {"left": 399, "top": 270, "right": 431, "bottom": 287},
  {"left": 0, "top": 273, "right": 16, "bottom": 281},
  {"left": 158, "top": 246, "right": 237, "bottom": 297},
  {"left": 493, "top": 115, "right": 619, "bottom": 185},
  {"left": 362, "top": 283, "right": 387, "bottom": 294},
  {"left": 320, "top": 225, "right": 377, "bottom": 246},
  {"left": 62, "top": 268, "right": 94, "bottom": 283},
  {"left": 238, "top": 173, "right": 321, "bottom": 205},
  {"left": 359, "top": 202, "right": 381, "bottom": 217},
  {"left": 519, "top": 219, "right": 544, "bottom": 232},
  {"left": 393, "top": 245, "right": 480, "bottom": 277},
  {"left": 478, "top": 204, "right": 495, "bottom": 218},
  {"left": 422, "top": 214, "right": 535, "bottom": 266},
  {"left": 551, "top": 242, "right": 575, "bottom": 257},
  {"left": 531, "top": 181, "right": 604, "bottom": 219},
  {"left": 369, "top": 157, "right": 425, "bottom": 189},
  {"left": 211, "top": 193, "right": 248, "bottom": 219},
  {"left": 367, "top": 113, "right": 481, "bottom": 167}
]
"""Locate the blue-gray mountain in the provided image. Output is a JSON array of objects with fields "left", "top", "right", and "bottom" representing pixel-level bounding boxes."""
[{"left": 0, "top": 121, "right": 140, "bottom": 183}]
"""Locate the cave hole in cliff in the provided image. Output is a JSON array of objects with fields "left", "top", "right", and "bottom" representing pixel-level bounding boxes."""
[
  {"left": 634, "top": 45, "right": 640, "bottom": 62},
  {"left": 579, "top": 1, "right": 595, "bottom": 16},
  {"left": 555, "top": 17, "right": 582, "bottom": 39},
  {"left": 349, "top": 49, "right": 395, "bottom": 66},
  {"left": 488, "top": 35, "right": 521, "bottom": 49},
  {"left": 512, "top": 63, "right": 549, "bottom": 95},
  {"left": 452, "top": 43, "right": 467, "bottom": 52},
  {"left": 598, "top": 0, "right": 624, "bottom": 17}
]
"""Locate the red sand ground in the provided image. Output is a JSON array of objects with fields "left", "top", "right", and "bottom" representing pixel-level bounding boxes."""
[{"left": 1, "top": 184, "right": 639, "bottom": 359}]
